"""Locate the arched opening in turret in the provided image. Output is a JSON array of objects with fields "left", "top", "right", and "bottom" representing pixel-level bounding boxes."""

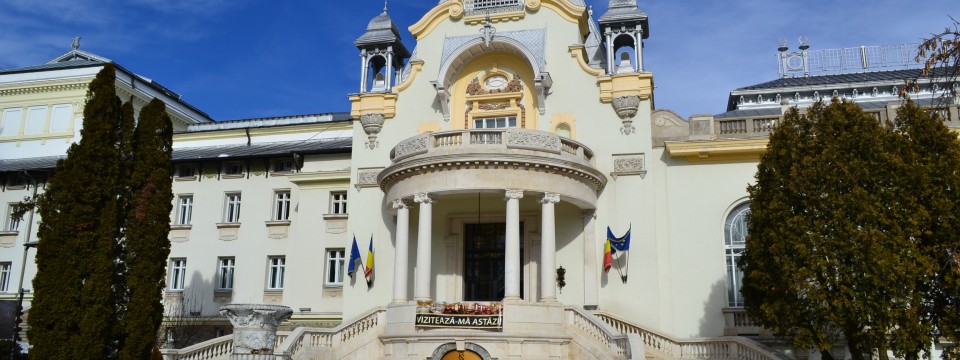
[
  {"left": 366, "top": 55, "right": 388, "bottom": 92},
  {"left": 613, "top": 34, "right": 637, "bottom": 73}
]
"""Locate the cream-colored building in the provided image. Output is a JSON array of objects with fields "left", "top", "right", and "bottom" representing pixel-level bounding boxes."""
[{"left": 2, "top": 1, "right": 958, "bottom": 359}]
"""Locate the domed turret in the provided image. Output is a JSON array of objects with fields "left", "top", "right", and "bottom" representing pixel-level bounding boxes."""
[
  {"left": 355, "top": 4, "right": 410, "bottom": 93},
  {"left": 598, "top": 0, "right": 649, "bottom": 75}
]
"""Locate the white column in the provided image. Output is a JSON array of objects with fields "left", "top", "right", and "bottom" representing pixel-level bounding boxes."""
[
  {"left": 504, "top": 189, "right": 524, "bottom": 301},
  {"left": 414, "top": 193, "right": 435, "bottom": 301},
  {"left": 359, "top": 49, "right": 368, "bottom": 93},
  {"left": 582, "top": 210, "right": 599, "bottom": 309},
  {"left": 391, "top": 199, "right": 411, "bottom": 303},
  {"left": 605, "top": 31, "right": 614, "bottom": 74},
  {"left": 635, "top": 27, "right": 644, "bottom": 71},
  {"left": 386, "top": 46, "right": 394, "bottom": 91},
  {"left": 540, "top": 192, "right": 560, "bottom": 302}
]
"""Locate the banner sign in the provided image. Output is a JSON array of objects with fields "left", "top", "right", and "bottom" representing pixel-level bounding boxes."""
[{"left": 415, "top": 313, "right": 503, "bottom": 329}]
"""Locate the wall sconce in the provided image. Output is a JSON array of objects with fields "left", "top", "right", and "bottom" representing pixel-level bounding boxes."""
[{"left": 556, "top": 266, "right": 566, "bottom": 294}]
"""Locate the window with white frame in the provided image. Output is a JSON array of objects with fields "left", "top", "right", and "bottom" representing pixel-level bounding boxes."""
[
  {"left": 0, "top": 263, "right": 11, "bottom": 292},
  {"left": 224, "top": 193, "right": 242, "bottom": 223},
  {"left": 330, "top": 192, "right": 347, "bottom": 215},
  {"left": 325, "top": 249, "right": 345, "bottom": 286},
  {"left": 169, "top": 258, "right": 186, "bottom": 291},
  {"left": 473, "top": 116, "right": 517, "bottom": 129},
  {"left": 267, "top": 256, "right": 285, "bottom": 290},
  {"left": 217, "top": 257, "right": 235, "bottom": 290},
  {"left": 4, "top": 205, "right": 19, "bottom": 232},
  {"left": 273, "top": 191, "right": 291, "bottom": 221},
  {"left": 724, "top": 203, "right": 751, "bottom": 307},
  {"left": 176, "top": 196, "right": 193, "bottom": 225}
]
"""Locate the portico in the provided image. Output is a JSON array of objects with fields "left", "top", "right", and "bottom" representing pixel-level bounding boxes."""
[{"left": 378, "top": 128, "right": 607, "bottom": 306}]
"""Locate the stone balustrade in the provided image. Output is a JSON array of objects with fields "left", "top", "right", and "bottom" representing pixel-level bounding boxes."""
[{"left": 389, "top": 128, "right": 595, "bottom": 165}]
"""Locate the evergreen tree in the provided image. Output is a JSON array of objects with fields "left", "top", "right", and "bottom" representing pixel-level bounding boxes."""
[
  {"left": 28, "top": 63, "right": 124, "bottom": 359},
  {"left": 741, "top": 99, "right": 960, "bottom": 360},
  {"left": 119, "top": 99, "right": 173, "bottom": 360},
  {"left": 27, "top": 65, "right": 176, "bottom": 359}
]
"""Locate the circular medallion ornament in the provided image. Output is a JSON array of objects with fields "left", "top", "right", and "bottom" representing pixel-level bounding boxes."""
[{"left": 484, "top": 75, "right": 508, "bottom": 90}]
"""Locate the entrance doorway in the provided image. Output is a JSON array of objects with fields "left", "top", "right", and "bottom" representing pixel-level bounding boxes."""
[{"left": 463, "top": 223, "right": 524, "bottom": 301}]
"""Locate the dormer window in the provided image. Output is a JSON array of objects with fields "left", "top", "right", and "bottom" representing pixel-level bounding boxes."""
[
  {"left": 272, "top": 159, "right": 294, "bottom": 173},
  {"left": 223, "top": 161, "right": 245, "bottom": 178}
]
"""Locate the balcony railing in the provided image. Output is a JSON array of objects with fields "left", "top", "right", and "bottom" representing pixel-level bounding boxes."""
[
  {"left": 465, "top": 0, "right": 524, "bottom": 14},
  {"left": 722, "top": 308, "right": 766, "bottom": 336},
  {"left": 390, "top": 128, "right": 595, "bottom": 166},
  {"left": 715, "top": 118, "right": 777, "bottom": 138}
]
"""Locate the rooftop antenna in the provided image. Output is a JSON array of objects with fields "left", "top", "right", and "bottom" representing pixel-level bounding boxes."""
[{"left": 383, "top": 0, "right": 388, "bottom": 12}]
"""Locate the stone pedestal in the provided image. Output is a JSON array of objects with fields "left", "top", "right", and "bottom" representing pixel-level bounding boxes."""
[{"left": 220, "top": 304, "right": 293, "bottom": 359}]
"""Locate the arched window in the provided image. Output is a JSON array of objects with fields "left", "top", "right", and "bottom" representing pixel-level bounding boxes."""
[
  {"left": 555, "top": 123, "right": 572, "bottom": 138},
  {"left": 724, "top": 202, "right": 750, "bottom": 307}
]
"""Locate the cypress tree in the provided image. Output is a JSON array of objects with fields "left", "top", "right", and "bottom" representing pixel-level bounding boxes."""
[
  {"left": 28, "top": 63, "right": 124, "bottom": 358},
  {"left": 119, "top": 99, "right": 173, "bottom": 360}
]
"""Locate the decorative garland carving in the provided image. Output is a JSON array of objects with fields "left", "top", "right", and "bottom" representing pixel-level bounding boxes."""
[
  {"left": 355, "top": 168, "right": 383, "bottom": 190},
  {"left": 466, "top": 74, "right": 523, "bottom": 96},
  {"left": 479, "top": 101, "right": 510, "bottom": 111},
  {"left": 506, "top": 129, "right": 560, "bottom": 152},
  {"left": 611, "top": 153, "right": 647, "bottom": 179}
]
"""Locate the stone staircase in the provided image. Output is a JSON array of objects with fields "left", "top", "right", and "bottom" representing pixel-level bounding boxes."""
[{"left": 159, "top": 305, "right": 788, "bottom": 360}]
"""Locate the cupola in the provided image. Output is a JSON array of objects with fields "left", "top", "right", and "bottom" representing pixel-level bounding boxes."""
[
  {"left": 598, "top": 0, "right": 649, "bottom": 75},
  {"left": 354, "top": 4, "right": 411, "bottom": 93}
]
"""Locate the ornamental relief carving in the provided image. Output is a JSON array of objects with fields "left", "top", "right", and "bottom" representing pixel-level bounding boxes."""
[
  {"left": 506, "top": 128, "right": 560, "bottom": 152},
  {"left": 356, "top": 168, "right": 383, "bottom": 190},
  {"left": 466, "top": 73, "right": 523, "bottom": 96},
  {"left": 393, "top": 135, "right": 429, "bottom": 160},
  {"left": 611, "top": 153, "right": 647, "bottom": 179}
]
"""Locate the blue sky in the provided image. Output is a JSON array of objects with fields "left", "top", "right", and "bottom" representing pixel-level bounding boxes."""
[{"left": 0, "top": 1, "right": 955, "bottom": 120}]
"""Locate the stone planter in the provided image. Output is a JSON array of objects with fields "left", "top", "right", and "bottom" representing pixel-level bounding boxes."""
[{"left": 612, "top": 95, "right": 640, "bottom": 135}]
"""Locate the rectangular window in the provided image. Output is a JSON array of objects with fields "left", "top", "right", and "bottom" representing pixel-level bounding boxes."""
[
  {"left": 0, "top": 108, "right": 23, "bottom": 137},
  {"left": 325, "top": 249, "right": 345, "bottom": 286},
  {"left": 169, "top": 259, "right": 186, "bottom": 291},
  {"left": 224, "top": 193, "right": 242, "bottom": 223},
  {"left": 217, "top": 257, "right": 235, "bottom": 290},
  {"left": 330, "top": 192, "right": 348, "bottom": 215},
  {"left": 473, "top": 116, "right": 517, "bottom": 129},
  {"left": 267, "top": 256, "right": 285, "bottom": 290},
  {"left": 274, "top": 191, "right": 291, "bottom": 221},
  {"left": 4, "top": 205, "right": 19, "bottom": 232},
  {"left": 177, "top": 164, "right": 197, "bottom": 178},
  {"left": 224, "top": 161, "right": 244, "bottom": 176},
  {"left": 176, "top": 196, "right": 193, "bottom": 225},
  {"left": 0, "top": 263, "right": 11, "bottom": 292},
  {"left": 272, "top": 158, "right": 294, "bottom": 173}
]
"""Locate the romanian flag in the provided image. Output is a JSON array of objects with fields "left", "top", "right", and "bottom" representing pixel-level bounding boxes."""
[
  {"left": 604, "top": 226, "right": 631, "bottom": 273},
  {"left": 364, "top": 236, "right": 375, "bottom": 285},
  {"left": 347, "top": 236, "right": 364, "bottom": 278}
]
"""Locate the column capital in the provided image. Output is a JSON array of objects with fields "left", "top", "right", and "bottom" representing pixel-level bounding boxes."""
[
  {"left": 413, "top": 193, "right": 435, "bottom": 204},
  {"left": 504, "top": 189, "right": 524, "bottom": 200},
  {"left": 391, "top": 198, "right": 411, "bottom": 210},
  {"left": 540, "top": 192, "right": 560, "bottom": 204}
]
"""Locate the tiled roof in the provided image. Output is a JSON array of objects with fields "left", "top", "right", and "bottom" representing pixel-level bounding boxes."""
[
  {"left": 173, "top": 138, "right": 352, "bottom": 162},
  {"left": 713, "top": 107, "right": 782, "bottom": 119}
]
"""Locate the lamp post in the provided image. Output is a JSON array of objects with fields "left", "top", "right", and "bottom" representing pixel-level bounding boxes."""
[{"left": 12, "top": 170, "right": 38, "bottom": 347}]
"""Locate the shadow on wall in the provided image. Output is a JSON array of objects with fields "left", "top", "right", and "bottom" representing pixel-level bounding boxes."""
[
  {"left": 159, "top": 270, "right": 227, "bottom": 349},
  {"left": 698, "top": 278, "right": 730, "bottom": 338}
]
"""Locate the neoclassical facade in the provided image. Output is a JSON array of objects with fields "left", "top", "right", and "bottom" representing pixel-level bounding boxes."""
[{"left": 1, "top": 1, "right": 958, "bottom": 359}]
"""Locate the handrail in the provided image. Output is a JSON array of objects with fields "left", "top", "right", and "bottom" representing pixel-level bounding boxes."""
[
  {"left": 566, "top": 307, "right": 632, "bottom": 359},
  {"left": 389, "top": 128, "right": 595, "bottom": 165},
  {"left": 159, "top": 331, "right": 293, "bottom": 360},
  {"left": 276, "top": 306, "right": 386, "bottom": 358},
  {"left": 593, "top": 311, "right": 790, "bottom": 360}
]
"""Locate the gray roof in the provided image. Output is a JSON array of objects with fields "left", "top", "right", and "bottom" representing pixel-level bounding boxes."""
[
  {"left": 173, "top": 139, "right": 352, "bottom": 162},
  {"left": 355, "top": 9, "right": 411, "bottom": 58},
  {"left": 0, "top": 59, "right": 104, "bottom": 75},
  {"left": 0, "top": 156, "right": 65, "bottom": 172},
  {"left": 735, "top": 68, "right": 944, "bottom": 91},
  {"left": 713, "top": 107, "right": 782, "bottom": 119},
  {"left": 598, "top": 0, "right": 649, "bottom": 38},
  {"left": 184, "top": 112, "right": 352, "bottom": 133}
]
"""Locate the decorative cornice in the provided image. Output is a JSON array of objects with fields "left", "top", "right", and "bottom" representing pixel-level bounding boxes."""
[
  {"left": 393, "top": 60, "right": 424, "bottom": 93},
  {"left": 0, "top": 82, "right": 89, "bottom": 97},
  {"left": 664, "top": 138, "right": 769, "bottom": 163},
  {"left": 409, "top": 1, "right": 464, "bottom": 40},
  {"left": 287, "top": 170, "right": 351, "bottom": 189},
  {"left": 568, "top": 45, "right": 605, "bottom": 77},
  {"left": 410, "top": 0, "right": 586, "bottom": 41}
]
